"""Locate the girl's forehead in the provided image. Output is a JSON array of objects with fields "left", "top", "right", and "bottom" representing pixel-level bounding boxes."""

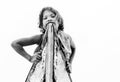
[{"left": 43, "top": 10, "right": 56, "bottom": 16}]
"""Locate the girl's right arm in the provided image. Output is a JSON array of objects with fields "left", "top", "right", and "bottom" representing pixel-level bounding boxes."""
[{"left": 11, "top": 35, "right": 41, "bottom": 62}]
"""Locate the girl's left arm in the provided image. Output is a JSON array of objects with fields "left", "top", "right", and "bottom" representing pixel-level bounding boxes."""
[{"left": 69, "top": 36, "right": 76, "bottom": 64}]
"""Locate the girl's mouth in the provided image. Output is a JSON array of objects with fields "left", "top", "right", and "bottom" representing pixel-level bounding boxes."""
[{"left": 46, "top": 22, "right": 55, "bottom": 27}]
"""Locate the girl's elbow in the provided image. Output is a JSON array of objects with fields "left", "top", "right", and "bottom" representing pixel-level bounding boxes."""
[{"left": 11, "top": 40, "right": 18, "bottom": 48}]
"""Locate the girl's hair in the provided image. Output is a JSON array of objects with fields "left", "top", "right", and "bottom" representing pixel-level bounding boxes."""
[{"left": 38, "top": 7, "right": 64, "bottom": 33}]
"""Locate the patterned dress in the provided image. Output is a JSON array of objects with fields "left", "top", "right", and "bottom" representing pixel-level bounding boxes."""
[{"left": 25, "top": 31, "right": 72, "bottom": 82}]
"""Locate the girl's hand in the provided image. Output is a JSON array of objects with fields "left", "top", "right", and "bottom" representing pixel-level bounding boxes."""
[{"left": 30, "top": 52, "right": 42, "bottom": 63}]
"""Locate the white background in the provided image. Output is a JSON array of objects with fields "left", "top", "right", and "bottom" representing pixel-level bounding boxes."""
[{"left": 0, "top": 0, "right": 120, "bottom": 82}]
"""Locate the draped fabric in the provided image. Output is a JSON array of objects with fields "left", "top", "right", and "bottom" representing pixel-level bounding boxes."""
[{"left": 25, "top": 31, "right": 72, "bottom": 82}]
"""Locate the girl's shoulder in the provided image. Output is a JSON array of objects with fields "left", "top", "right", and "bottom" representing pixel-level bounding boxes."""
[
  {"left": 58, "top": 31, "right": 72, "bottom": 40},
  {"left": 26, "top": 34, "right": 43, "bottom": 45},
  {"left": 58, "top": 31, "right": 75, "bottom": 47}
]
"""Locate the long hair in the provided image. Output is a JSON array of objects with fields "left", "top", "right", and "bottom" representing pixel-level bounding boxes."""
[{"left": 38, "top": 7, "right": 64, "bottom": 33}]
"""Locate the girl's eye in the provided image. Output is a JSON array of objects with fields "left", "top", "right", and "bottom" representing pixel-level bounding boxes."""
[
  {"left": 51, "top": 14, "right": 55, "bottom": 18},
  {"left": 43, "top": 16, "right": 47, "bottom": 20}
]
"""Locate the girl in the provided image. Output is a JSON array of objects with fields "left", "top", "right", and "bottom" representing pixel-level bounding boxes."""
[{"left": 11, "top": 7, "right": 75, "bottom": 82}]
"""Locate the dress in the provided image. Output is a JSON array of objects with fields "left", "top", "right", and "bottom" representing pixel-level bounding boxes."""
[{"left": 25, "top": 31, "right": 72, "bottom": 82}]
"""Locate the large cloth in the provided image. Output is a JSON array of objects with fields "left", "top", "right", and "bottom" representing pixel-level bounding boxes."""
[{"left": 25, "top": 30, "right": 72, "bottom": 82}]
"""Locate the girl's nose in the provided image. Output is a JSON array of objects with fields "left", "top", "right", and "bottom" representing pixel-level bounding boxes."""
[{"left": 47, "top": 19, "right": 52, "bottom": 22}]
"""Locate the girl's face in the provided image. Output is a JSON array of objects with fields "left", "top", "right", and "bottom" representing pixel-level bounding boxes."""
[{"left": 43, "top": 10, "right": 59, "bottom": 31}]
